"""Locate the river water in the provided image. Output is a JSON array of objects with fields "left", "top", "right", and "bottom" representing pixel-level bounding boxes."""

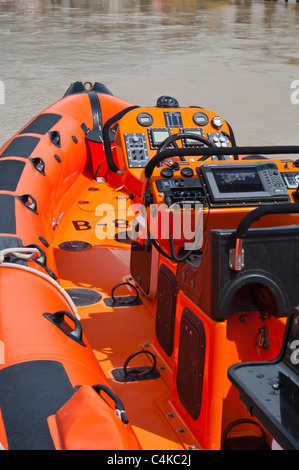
[{"left": 0, "top": 0, "right": 299, "bottom": 148}]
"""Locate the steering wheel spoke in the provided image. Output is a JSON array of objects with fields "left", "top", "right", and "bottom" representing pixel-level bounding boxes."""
[{"left": 144, "top": 132, "right": 218, "bottom": 179}]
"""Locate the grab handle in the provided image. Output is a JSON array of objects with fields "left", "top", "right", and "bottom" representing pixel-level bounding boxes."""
[
  {"left": 43, "top": 310, "right": 85, "bottom": 346},
  {"left": 92, "top": 384, "right": 129, "bottom": 424},
  {"left": 29, "top": 157, "right": 45, "bottom": 175},
  {"left": 236, "top": 203, "right": 299, "bottom": 239},
  {"left": 16, "top": 194, "right": 38, "bottom": 214},
  {"left": 25, "top": 243, "right": 57, "bottom": 280},
  {"left": 230, "top": 203, "right": 299, "bottom": 271}
]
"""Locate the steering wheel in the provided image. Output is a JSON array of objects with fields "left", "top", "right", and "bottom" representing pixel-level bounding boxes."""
[{"left": 144, "top": 132, "right": 218, "bottom": 179}]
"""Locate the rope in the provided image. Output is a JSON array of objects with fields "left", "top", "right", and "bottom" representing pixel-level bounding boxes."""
[
  {"left": 0, "top": 247, "right": 40, "bottom": 264},
  {"left": 0, "top": 261, "right": 80, "bottom": 320}
]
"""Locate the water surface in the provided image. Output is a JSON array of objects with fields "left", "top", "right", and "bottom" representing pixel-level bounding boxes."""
[{"left": 0, "top": 0, "right": 299, "bottom": 147}]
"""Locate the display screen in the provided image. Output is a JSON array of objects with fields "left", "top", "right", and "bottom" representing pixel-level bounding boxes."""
[
  {"left": 184, "top": 129, "right": 204, "bottom": 146},
  {"left": 212, "top": 167, "right": 264, "bottom": 193},
  {"left": 151, "top": 129, "right": 171, "bottom": 146}
]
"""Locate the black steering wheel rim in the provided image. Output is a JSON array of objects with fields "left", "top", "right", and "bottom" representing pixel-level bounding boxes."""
[{"left": 144, "top": 132, "right": 218, "bottom": 178}]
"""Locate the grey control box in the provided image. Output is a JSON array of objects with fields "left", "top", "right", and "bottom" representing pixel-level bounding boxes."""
[{"left": 125, "top": 133, "right": 149, "bottom": 168}]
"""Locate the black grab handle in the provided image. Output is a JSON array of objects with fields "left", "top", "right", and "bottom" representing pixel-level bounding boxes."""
[
  {"left": 43, "top": 310, "right": 85, "bottom": 347},
  {"left": 230, "top": 203, "right": 299, "bottom": 271},
  {"left": 236, "top": 203, "right": 299, "bottom": 240},
  {"left": 92, "top": 384, "right": 129, "bottom": 424},
  {"left": 16, "top": 194, "right": 38, "bottom": 214},
  {"left": 144, "top": 145, "right": 299, "bottom": 178}
]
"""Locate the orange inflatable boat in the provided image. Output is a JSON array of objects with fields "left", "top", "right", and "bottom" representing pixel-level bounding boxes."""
[{"left": 1, "top": 81, "right": 299, "bottom": 450}]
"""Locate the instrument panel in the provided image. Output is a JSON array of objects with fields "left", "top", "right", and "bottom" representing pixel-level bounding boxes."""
[
  {"left": 154, "top": 161, "right": 291, "bottom": 208},
  {"left": 114, "top": 102, "right": 299, "bottom": 209},
  {"left": 114, "top": 103, "right": 234, "bottom": 199},
  {"left": 116, "top": 105, "right": 233, "bottom": 171}
]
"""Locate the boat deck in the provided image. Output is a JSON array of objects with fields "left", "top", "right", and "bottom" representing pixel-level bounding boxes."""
[{"left": 52, "top": 175, "right": 198, "bottom": 450}]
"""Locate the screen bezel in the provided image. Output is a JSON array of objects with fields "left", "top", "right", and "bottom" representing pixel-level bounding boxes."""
[
  {"left": 199, "top": 161, "right": 289, "bottom": 206},
  {"left": 148, "top": 128, "right": 172, "bottom": 148}
]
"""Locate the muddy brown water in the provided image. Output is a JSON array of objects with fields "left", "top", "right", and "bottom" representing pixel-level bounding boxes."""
[{"left": 0, "top": 0, "right": 299, "bottom": 151}]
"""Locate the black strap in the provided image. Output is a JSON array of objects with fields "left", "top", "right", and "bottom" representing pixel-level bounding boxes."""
[
  {"left": 87, "top": 91, "right": 103, "bottom": 132},
  {"left": 102, "top": 106, "right": 139, "bottom": 173}
]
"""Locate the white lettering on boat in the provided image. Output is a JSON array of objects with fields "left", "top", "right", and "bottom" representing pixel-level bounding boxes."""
[
  {"left": 0, "top": 81, "right": 4, "bottom": 105},
  {"left": 290, "top": 80, "right": 299, "bottom": 105}
]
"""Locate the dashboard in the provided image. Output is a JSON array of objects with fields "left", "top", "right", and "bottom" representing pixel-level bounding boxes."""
[
  {"left": 112, "top": 102, "right": 299, "bottom": 252},
  {"left": 114, "top": 104, "right": 234, "bottom": 198}
]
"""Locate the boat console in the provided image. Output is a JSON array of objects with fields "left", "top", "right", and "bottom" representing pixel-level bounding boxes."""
[
  {"left": 2, "top": 82, "right": 299, "bottom": 450},
  {"left": 104, "top": 97, "right": 299, "bottom": 267}
]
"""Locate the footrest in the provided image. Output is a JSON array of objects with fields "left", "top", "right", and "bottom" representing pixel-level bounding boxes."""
[
  {"left": 104, "top": 282, "right": 142, "bottom": 307},
  {"left": 111, "top": 350, "right": 160, "bottom": 382}
]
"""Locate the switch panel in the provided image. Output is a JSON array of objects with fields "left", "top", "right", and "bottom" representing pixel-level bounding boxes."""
[{"left": 125, "top": 133, "right": 149, "bottom": 168}]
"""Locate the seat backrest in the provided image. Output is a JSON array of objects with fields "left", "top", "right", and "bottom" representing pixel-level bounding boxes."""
[{"left": 177, "top": 225, "right": 299, "bottom": 321}]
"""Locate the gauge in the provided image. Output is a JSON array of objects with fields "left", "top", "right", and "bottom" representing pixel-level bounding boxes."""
[
  {"left": 182, "top": 128, "right": 204, "bottom": 147},
  {"left": 148, "top": 128, "right": 172, "bottom": 148},
  {"left": 160, "top": 167, "right": 174, "bottom": 178},
  {"left": 180, "top": 167, "right": 194, "bottom": 178},
  {"left": 137, "top": 112, "right": 154, "bottom": 127},
  {"left": 193, "top": 112, "right": 209, "bottom": 126},
  {"left": 212, "top": 116, "right": 223, "bottom": 129}
]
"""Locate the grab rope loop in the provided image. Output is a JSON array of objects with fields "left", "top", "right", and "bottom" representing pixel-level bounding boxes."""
[{"left": 0, "top": 247, "right": 40, "bottom": 264}]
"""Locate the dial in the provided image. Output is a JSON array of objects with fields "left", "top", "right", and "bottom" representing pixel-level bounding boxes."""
[
  {"left": 212, "top": 116, "right": 223, "bottom": 129},
  {"left": 180, "top": 167, "right": 194, "bottom": 178},
  {"left": 193, "top": 112, "right": 209, "bottom": 126},
  {"left": 160, "top": 167, "right": 174, "bottom": 178},
  {"left": 137, "top": 112, "right": 153, "bottom": 127}
]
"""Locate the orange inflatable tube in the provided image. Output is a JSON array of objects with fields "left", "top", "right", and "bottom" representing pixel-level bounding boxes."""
[{"left": 0, "top": 85, "right": 141, "bottom": 450}]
